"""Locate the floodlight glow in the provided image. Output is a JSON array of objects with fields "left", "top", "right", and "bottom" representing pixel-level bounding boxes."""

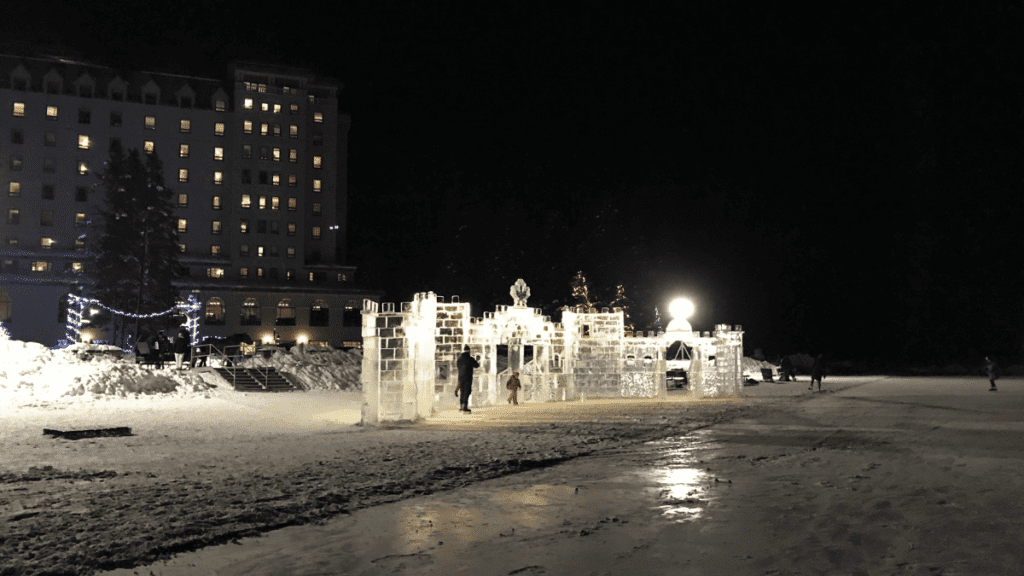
[
  {"left": 296, "top": 334, "right": 309, "bottom": 345},
  {"left": 669, "top": 298, "right": 694, "bottom": 320},
  {"left": 262, "top": 335, "right": 274, "bottom": 344}
]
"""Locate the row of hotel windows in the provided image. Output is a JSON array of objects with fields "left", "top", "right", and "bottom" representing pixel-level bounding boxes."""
[
  {"left": 7, "top": 75, "right": 321, "bottom": 104},
  {"left": 11, "top": 102, "right": 325, "bottom": 127},
  {"left": 6, "top": 167, "right": 323, "bottom": 189},
  {"left": 1, "top": 260, "right": 343, "bottom": 283},
  {"left": 5, "top": 184, "right": 325, "bottom": 210},
  {"left": 9, "top": 127, "right": 325, "bottom": 150},
  {"left": 205, "top": 297, "right": 347, "bottom": 326},
  {"left": 5, "top": 212, "right": 325, "bottom": 238}
]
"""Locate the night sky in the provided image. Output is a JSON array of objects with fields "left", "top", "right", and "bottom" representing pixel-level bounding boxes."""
[{"left": 3, "top": 1, "right": 1021, "bottom": 366}]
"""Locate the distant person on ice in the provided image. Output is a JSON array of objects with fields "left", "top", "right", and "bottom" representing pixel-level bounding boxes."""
[
  {"left": 506, "top": 370, "right": 522, "bottom": 406},
  {"left": 457, "top": 345, "right": 479, "bottom": 413},
  {"left": 985, "top": 356, "right": 999, "bottom": 392},
  {"left": 810, "top": 354, "right": 826, "bottom": 392}
]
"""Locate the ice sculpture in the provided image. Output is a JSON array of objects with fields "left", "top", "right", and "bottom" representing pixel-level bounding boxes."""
[{"left": 360, "top": 282, "right": 744, "bottom": 425}]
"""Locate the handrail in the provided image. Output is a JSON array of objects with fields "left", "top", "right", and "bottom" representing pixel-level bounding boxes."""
[{"left": 192, "top": 343, "right": 279, "bottom": 390}]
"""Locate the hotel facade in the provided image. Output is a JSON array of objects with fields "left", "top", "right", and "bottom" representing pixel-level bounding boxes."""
[{"left": 0, "top": 54, "right": 380, "bottom": 348}]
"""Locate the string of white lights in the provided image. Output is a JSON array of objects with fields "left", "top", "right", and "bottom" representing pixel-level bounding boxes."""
[{"left": 65, "top": 294, "right": 202, "bottom": 347}]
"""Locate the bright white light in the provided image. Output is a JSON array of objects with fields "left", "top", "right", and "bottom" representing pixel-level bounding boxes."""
[
  {"left": 89, "top": 308, "right": 100, "bottom": 316},
  {"left": 262, "top": 335, "right": 274, "bottom": 345},
  {"left": 296, "top": 334, "right": 309, "bottom": 345},
  {"left": 669, "top": 298, "right": 694, "bottom": 320}
]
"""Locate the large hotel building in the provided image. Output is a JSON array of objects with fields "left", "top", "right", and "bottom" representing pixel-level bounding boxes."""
[{"left": 0, "top": 54, "right": 380, "bottom": 348}]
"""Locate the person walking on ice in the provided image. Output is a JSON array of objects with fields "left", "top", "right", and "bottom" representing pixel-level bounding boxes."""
[
  {"left": 506, "top": 370, "right": 522, "bottom": 405},
  {"left": 810, "top": 354, "right": 826, "bottom": 392},
  {"left": 456, "top": 345, "right": 479, "bottom": 413},
  {"left": 985, "top": 356, "right": 999, "bottom": 392}
]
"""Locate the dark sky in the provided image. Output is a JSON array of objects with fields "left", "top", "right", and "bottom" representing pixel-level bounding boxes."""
[{"left": 4, "top": 1, "right": 1022, "bottom": 365}]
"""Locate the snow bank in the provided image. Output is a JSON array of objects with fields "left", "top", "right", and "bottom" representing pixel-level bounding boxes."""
[
  {"left": 240, "top": 346, "right": 362, "bottom": 391},
  {"left": 0, "top": 337, "right": 213, "bottom": 405},
  {"left": 742, "top": 357, "right": 778, "bottom": 380}
]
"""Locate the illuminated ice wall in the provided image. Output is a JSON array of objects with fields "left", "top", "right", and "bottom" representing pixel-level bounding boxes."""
[{"left": 360, "top": 280, "right": 743, "bottom": 425}]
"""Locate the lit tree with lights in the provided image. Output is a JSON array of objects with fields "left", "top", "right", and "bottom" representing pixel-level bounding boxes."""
[
  {"left": 570, "top": 270, "right": 594, "bottom": 312},
  {"left": 609, "top": 284, "right": 635, "bottom": 332},
  {"left": 86, "top": 144, "right": 182, "bottom": 346}
]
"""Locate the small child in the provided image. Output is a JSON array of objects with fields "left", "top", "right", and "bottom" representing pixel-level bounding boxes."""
[{"left": 506, "top": 371, "right": 522, "bottom": 405}]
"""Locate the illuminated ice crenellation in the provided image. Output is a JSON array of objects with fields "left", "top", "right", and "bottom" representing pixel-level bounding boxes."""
[{"left": 360, "top": 279, "right": 744, "bottom": 425}]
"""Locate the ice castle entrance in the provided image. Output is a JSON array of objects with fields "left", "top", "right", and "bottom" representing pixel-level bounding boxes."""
[{"left": 360, "top": 279, "right": 744, "bottom": 425}]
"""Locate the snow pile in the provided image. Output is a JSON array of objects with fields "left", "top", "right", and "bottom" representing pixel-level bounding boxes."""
[
  {"left": 0, "top": 337, "right": 214, "bottom": 405},
  {"left": 241, "top": 346, "right": 362, "bottom": 391},
  {"left": 742, "top": 357, "right": 778, "bottom": 380}
]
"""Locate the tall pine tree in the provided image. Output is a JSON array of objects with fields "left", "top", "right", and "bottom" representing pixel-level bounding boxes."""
[
  {"left": 570, "top": 270, "right": 594, "bottom": 312},
  {"left": 609, "top": 284, "right": 634, "bottom": 332},
  {"left": 86, "top": 145, "right": 181, "bottom": 345}
]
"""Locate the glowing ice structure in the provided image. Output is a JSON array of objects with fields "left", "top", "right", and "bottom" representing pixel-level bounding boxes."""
[{"left": 360, "top": 280, "right": 744, "bottom": 425}]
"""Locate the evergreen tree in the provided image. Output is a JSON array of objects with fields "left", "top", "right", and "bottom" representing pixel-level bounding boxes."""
[
  {"left": 86, "top": 145, "right": 181, "bottom": 345},
  {"left": 609, "top": 284, "right": 634, "bottom": 332},
  {"left": 570, "top": 270, "right": 593, "bottom": 312}
]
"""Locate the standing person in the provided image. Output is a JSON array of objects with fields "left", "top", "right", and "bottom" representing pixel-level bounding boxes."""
[
  {"left": 985, "top": 356, "right": 999, "bottom": 392},
  {"left": 147, "top": 331, "right": 164, "bottom": 369},
  {"left": 810, "top": 354, "right": 826, "bottom": 391},
  {"left": 780, "top": 355, "right": 795, "bottom": 382},
  {"left": 456, "top": 345, "right": 479, "bottom": 413},
  {"left": 506, "top": 370, "right": 522, "bottom": 405},
  {"left": 173, "top": 328, "right": 190, "bottom": 370}
]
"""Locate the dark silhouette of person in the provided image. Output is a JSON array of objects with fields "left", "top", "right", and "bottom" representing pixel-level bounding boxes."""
[
  {"left": 456, "top": 345, "right": 480, "bottom": 413},
  {"left": 780, "top": 355, "right": 796, "bottom": 382},
  {"left": 506, "top": 370, "right": 522, "bottom": 405},
  {"left": 810, "top": 354, "right": 826, "bottom": 391},
  {"left": 173, "top": 328, "right": 190, "bottom": 370},
  {"left": 985, "top": 356, "right": 999, "bottom": 391}
]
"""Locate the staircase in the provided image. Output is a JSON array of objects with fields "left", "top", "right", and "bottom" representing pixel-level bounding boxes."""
[{"left": 213, "top": 367, "right": 299, "bottom": 392}]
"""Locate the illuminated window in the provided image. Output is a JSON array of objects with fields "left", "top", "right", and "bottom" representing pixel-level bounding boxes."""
[
  {"left": 261, "top": 123, "right": 268, "bottom": 136},
  {"left": 78, "top": 135, "right": 90, "bottom": 149},
  {"left": 288, "top": 174, "right": 297, "bottom": 187},
  {"left": 72, "top": 262, "right": 83, "bottom": 272},
  {"left": 10, "top": 156, "right": 21, "bottom": 170},
  {"left": 287, "top": 247, "right": 295, "bottom": 258},
  {"left": 179, "top": 243, "right": 186, "bottom": 253},
  {"left": 309, "top": 94, "right": 315, "bottom": 103},
  {"left": 276, "top": 299, "right": 296, "bottom": 326},
  {"left": 309, "top": 272, "right": 315, "bottom": 282},
  {"left": 179, "top": 144, "right": 189, "bottom": 158},
  {"left": 46, "top": 106, "right": 58, "bottom": 120},
  {"left": 289, "top": 124, "right": 298, "bottom": 138},
  {"left": 313, "top": 156, "right": 322, "bottom": 169},
  {"left": 240, "top": 267, "right": 248, "bottom": 277},
  {"left": 12, "top": 102, "right": 25, "bottom": 117},
  {"left": 244, "top": 98, "right": 253, "bottom": 109},
  {"left": 241, "top": 298, "right": 260, "bottom": 325},
  {"left": 272, "top": 197, "right": 280, "bottom": 210},
  {"left": 313, "top": 112, "right": 323, "bottom": 123},
  {"left": 78, "top": 161, "right": 89, "bottom": 175},
  {"left": 177, "top": 219, "right": 187, "bottom": 233},
  {"left": 290, "top": 103, "right": 299, "bottom": 114},
  {"left": 287, "top": 222, "right": 296, "bottom": 236},
  {"left": 180, "top": 119, "right": 191, "bottom": 133},
  {"left": 289, "top": 149, "right": 297, "bottom": 162},
  {"left": 286, "top": 269, "right": 295, "bottom": 281},
  {"left": 261, "top": 102, "right": 269, "bottom": 112},
  {"left": 312, "top": 202, "right": 321, "bottom": 215},
  {"left": 75, "top": 212, "right": 86, "bottom": 224},
  {"left": 258, "top": 246, "right": 265, "bottom": 257},
  {"left": 215, "top": 100, "right": 226, "bottom": 112},
  {"left": 144, "top": 141, "right": 155, "bottom": 154},
  {"left": 211, "top": 245, "right": 221, "bottom": 255},
  {"left": 313, "top": 179, "right": 322, "bottom": 192},
  {"left": 258, "top": 196, "right": 266, "bottom": 210},
  {"left": 273, "top": 147, "right": 280, "bottom": 161},
  {"left": 31, "top": 261, "right": 52, "bottom": 272},
  {"left": 144, "top": 116, "right": 155, "bottom": 130},
  {"left": 211, "top": 220, "right": 222, "bottom": 234},
  {"left": 287, "top": 197, "right": 297, "bottom": 211},
  {"left": 243, "top": 120, "right": 253, "bottom": 134},
  {"left": 205, "top": 297, "right": 225, "bottom": 324},
  {"left": 241, "top": 194, "right": 251, "bottom": 208},
  {"left": 178, "top": 168, "right": 188, "bottom": 183},
  {"left": 273, "top": 103, "right": 281, "bottom": 114},
  {"left": 240, "top": 220, "right": 249, "bottom": 234},
  {"left": 258, "top": 268, "right": 264, "bottom": 278},
  {"left": 207, "top": 267, "right": 225, "bottom": 278},
  {"left": 312, "top": 226, "right": 321, "bottom": 239},
  {"left": 272, "top": 173, "right": 280, "bottom": 186},
  {"left": 212, "top": 196, "right": 222, "bottom": 210},
  {"left": 273, "top": 124, "right": 281, "bottom": 137},
  {"left": 8, "top": 182, "right": 20, "bottom": 197},
  {"left": 178, "top": 193, "right": 188, "bottom": 207},
  {"left": 214, "top": 122, "right": 225, "bottom": 136},
  {"left": 40, "top": 237, "right": 55, "bottom": 249},
  {"left": 214, "top": 147, "right": 224, "bottom": 161},
  {"left": 214, "top": 171, "right": 223, "bottom": 185}
]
